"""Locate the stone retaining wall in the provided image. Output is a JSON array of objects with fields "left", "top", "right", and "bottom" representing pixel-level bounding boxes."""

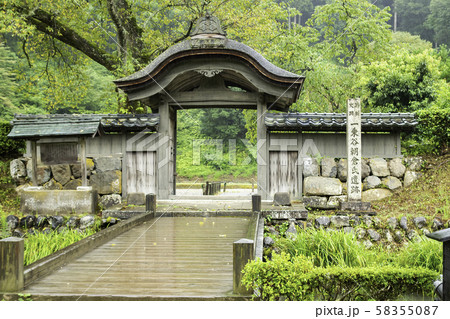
[
  {"left": 302, "top": 156, "right": 424, "bottom": 209},
  {"left": 10, "top": 156, "right": 123, "bottom": 210}
]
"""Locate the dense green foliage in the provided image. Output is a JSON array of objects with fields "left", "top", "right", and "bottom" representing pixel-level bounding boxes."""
[
  {"left": 415, "top": 105, "right": 450, "bottom": 155},
  {"left": 242, "top": 252, "right": 438, "bottom": 301},
  {"left": 0, "top": 122, "right": 25, "bottom": 159}
]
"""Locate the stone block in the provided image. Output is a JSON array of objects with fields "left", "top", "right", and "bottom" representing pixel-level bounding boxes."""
[
  {"left": 413, "top": 217, "right": 427, "bottom": 229},
  {"left": 321, "top": 158, "right": 337, "bottom": 178},
  {"left": 303, "top": 196, "right": 328, "bottom": 209},
  {"left": 399, "top": 216, "right": 408, "bottom": 231},
  {"left": 63, "top": 179, "right": 82, "bottom": 190},
  {"left": 20, "top": 188, "right": 97, "bottom": 215},
  {"left": 89, "top": 170, "right": 122, "bottom": 194},
  {"left": 10, "top": 159, "right": 26, "bottom": 182},
  {"left": 273, "top": 192, "right": 291, "bottom": 206},
  {"left": 361, "top": 189, "right": 392, "bottom": 202},
  {"left": 93, "top": 156, "right": 122, "bottom": 172},
  {"left": 389, "top": 158, "right": 406, "bottom": 178},
  {"left": 70, "top": 164, "right": 82, "bottom": 179},
  {"left": 315, "top": 216, "right": 330, "bottom": 228},
  {"left": 304, "top": 176, "right": 342, "bottom": 196},
  {"left": 337, "top": 159, "right": 347, "bottom": 182},
  {"left": 330, "top": 215, "right": 350, "bottom": 228},
  {"left": 369, "top": 158, "right": 390, "bottom": 177},
  {"left": 100, "top": 194, "right": 122, "bottom": 209},
  {"left": 51, "top": 164, "right": 71, "bottom": 185},
  {"left": 363, "top": 176, "right": 381, "bottom": 190},
  {"left": 382, "top": 176, "right": 402, "bottom": 190},
  {"left": 127, "top": 192, "right": 146, "bottom": 206},
  {"left": 303, "top": 157, "right": 319, "bottom": 177},
  {"left": 387, "top": 217, "right": 398, "bottom": 229},
  {"left": 26, "top": 161, "right": 51, "bottom": 185},
  {"left": 361, "top": 159, "right": 371, "bottom": 179},
  {"left": 339, "top": 201, "right": 371, "bottom": 211},
  {"left": 42, "top": 179, "right": 63, "bottom": 190},
  {"left": 327, "top": 195, "right": 347, "bottom": 209},
  {"left": 367, "top": 229, "right": 381, "bottom": 242}
]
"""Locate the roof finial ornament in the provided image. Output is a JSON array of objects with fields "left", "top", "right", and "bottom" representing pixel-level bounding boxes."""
[{"left": 190, "top": 12, "right": 226, "bottom": 37}]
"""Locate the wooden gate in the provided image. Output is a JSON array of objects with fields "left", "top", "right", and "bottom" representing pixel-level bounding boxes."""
[
  {"left": 269, "top": 151, "right": 299, "bottom": 198},
  {"left": 127, "top": 151, "right": 156, "bottom": 194}
]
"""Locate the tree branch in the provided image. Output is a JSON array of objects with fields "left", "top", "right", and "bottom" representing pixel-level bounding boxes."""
[{"left": 14, "top": 6, "right": 118, "bottom": 71}]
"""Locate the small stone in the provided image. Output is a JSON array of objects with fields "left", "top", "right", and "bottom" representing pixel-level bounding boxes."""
[
  {"left": 273, "top": 192, "right": 291, "bottom": 206},
  {"left": 343, "top": 226, "right": 354, "bottom": 234},
  {"left": 27, "top": 228, "right": 37, "bottom": 236},
  {"left": 363, "top": 240, "right": 373, "bottom": 249},
  {"left": 394, "top": 230, "right": 404, "bottom": 243},
  {"left": 372, "top": 217, "right": 382, "bottom": 228},
  {"left": 315, "top": 216, "right": 331, "bottom": 228},
  {"left": 407, "top": 229, "right": 418, "bottom": 241},
  {"left": 356, "top": 228, "right": 366, "bottom": 240},
  {"left": 361, "top": 189, "right": 392, "bottom": 202},
  {"left": 263, "top": 237, "right": 275, "bottom": 247},
  {"left": 422, "top": 229, "right": 431, "bottom": 236},
  {"left": 20, "top": 215, "right": 36, "bottom": 229},
  {"left": 367, "top": 229, "right": 381, "bottom": 242},
  {"left": 6, "top": 215, "right": 19, "bottom": 230},
  {"left": 99, "top": 194, "right": 122, "bottom": 209},
  {"left": 363, "top": 176, "right": 382, "bottom": 190},
  {"left": 431, "top": 218, "right": 443, "bottom": 231},
  {"left": 12, "top": 229, "right": 25, "bottom": 238},
  {"left": 385, "top": 230, "right": 393, "bottom": 243},
  {"left": 51, "top": 164, "right": 71, "bottom": 185},
  {"left": 387, "top": 217, "right": 398, "bottom": 229},
  {"left": 327, "top": 195, "right": 347, "bottom": 209},
  {"left": 321, "top": 158, "right": 337, "bottom": 178},
  {"left": 10, "top": 159, "right": 27, "bottom": 182},
  {"left": 303, "top": 196, "right": 328, "bottom": 209},
  {"left": 330, "top": 216, "right": 350, "bottom": 228},
  {"left": 57, "top": 226, "right": 68, "bottom": 234},
  {"left": 285, "top": 223, "right": 298, "bottom": 240},
  {"left": 306, "top": 222, "right": 313, "bottom": 228},
  {"left": 42, "top": 179, "right": 63, "bottom": 190},
  {"left": 337, "top": 159, "right": 347, "bottom": 182},
  {"left": 404, "top": 171, "right": 421, "bottom": 188},
  {"left": 369, "top": 158, "right": 390, "bottom": 177},
  {"left": 267, "top": 226, "right": 279, "bottom": 236},
  {"left": 399, "top": 216, "right": 408, "bottom": 230},
  {"left": 303, "top": 157, "right": 319, "bottom": 177},
  {"left": 80, "top": 215, "right": 95, "bottom": 230},
  {"left": 413, "top": 217, "right": 427, "bottom": 229},
  {"left": 63, "top": 179, "right": 82, "bottom": 190},
  {"left": 361, "top": 159, "right": 371, "bottom": 179},
  {"left": 382, "top": 176, "right": 402, "bottom": 191},
  {"left": 36, "top": 216, "right": 49, "bottom": 229},
  {"left": 389, "top": 158, "right": 406, "bottom": 178},
  {"left": 50, "top": 216, "right": 65, "bottom": 230},
  {"left": 362, "top": 216, "right": 372, "bottom": 228},
  {"left": 66, "top": 216, "right": 80, "bottom": 229},
  {"left": 70, "top": 164, "right": 82, "bottom": 179},
  {"left": 350, "top": 215, "right": 361, "bottom": 226}
]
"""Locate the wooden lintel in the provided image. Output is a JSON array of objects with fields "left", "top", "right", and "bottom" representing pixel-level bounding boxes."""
[{"left": 168, "top": 91, "right": 258, "bottom": 106}]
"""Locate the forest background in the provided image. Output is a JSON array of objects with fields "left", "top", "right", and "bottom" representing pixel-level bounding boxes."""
[{"left": 0, "top": 0, "right": 448, "bottom": 180}]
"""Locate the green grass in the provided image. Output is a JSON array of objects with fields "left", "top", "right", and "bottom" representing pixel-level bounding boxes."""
[
  {"left": 23, "top": 228, "right": 98, "bottom": 266},
  {"left": 273, "top": 228, "right": 443, "bottom": 272}
]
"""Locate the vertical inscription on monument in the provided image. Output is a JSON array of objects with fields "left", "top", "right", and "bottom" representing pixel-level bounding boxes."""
[{"left": 347, "top": 98, "right": 362, "bottom": 201}]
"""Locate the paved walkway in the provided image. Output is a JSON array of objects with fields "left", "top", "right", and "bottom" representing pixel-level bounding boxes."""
[{"left": 23, "top": 217, "right": 251, "bottom": 300}]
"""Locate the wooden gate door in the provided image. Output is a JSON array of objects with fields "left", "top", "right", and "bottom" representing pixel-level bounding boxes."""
[
  {"left": 127, "top": 151, "right": 156, "bottom": 194},
  {"left": 269, "top": 151, "right": 298, "bottom": 198}
]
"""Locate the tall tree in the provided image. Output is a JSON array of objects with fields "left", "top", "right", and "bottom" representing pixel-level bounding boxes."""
[
  {"left": 426, "top": 0, "right": 450, "bottom": 47},
  {"left": 395, "top": 0, "right": 434, "bottom": 43}
]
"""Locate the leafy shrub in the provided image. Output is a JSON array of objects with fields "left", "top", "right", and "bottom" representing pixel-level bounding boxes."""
[
  {"left": 275, "top": 228, "right": 374, "bottom": 268},
  {"left": 415, "top": 104, "right": 450, "bottom": 155},
  {"left": 0, "top": 122, "right": 24, "bottom": 159},
  {"left": 242, "top": 253, "right": 438, "bottom": 301}
]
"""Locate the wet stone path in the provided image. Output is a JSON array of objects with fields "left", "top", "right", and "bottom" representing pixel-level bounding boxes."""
[{"left": 23, "top": 217, "right": 251, "bottom": 299}]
